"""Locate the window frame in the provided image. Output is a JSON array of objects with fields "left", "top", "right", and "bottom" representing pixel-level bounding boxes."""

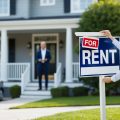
[
  {"left": 71, "top": 0, "right": 97, "bottom": 13},
  {"left": 40, "top": 0, "right": 56, "bottom": 6},
  {"left": 0, "top": 0, "right": 10, "bottom": 16}
]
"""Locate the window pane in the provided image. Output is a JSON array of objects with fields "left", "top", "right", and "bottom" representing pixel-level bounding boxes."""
[
  {"left": 0, "top": 0, "right": 9, "bottom": 16},
  {"left": 80, "top": 0, "right": 86, "bottom": 10},
  {"left": 72, "top": 0, "right": 80, "bottom": 11},
  {"left": 49, "top": 0, "right": 54, "bottom": 3},
  {"left": 43, "top": 0, "right": 47, "bottom": 4},
  {"left": 71, "top": 0, "right": 94, "bottom": 13},
  {"left": 40, "top": 0, "right": 55, "bottom": 6}
]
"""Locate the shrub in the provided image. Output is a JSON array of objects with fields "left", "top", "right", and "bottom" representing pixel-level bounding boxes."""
[
  {"left": 78, "top": 0, "right": 120, "bottom": 35},
  {"left": 72, "top": 87, "right": 89, "bottom": 96},
  {"left": 0, "top": 91, "right": 3, "bottom": 101},
  {"left": 10, "top": 85, "right": 21, "bottom": 98},
  {"left": 91, "top": 89, "right": 99, "bottom": 96},
  {"left": 51, "top": 86, "right": 69, "bottom": 98}
]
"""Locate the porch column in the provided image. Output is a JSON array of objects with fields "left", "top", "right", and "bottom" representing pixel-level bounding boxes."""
[
  {"left": 65, "top": 27, "right": 73, "bottom": 83},
  {"left": 1, "top": 29, "right": 8, "bottom": 81}
]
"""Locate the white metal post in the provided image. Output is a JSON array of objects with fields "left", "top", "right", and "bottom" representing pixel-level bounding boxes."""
[{"left": 99, "top": 76, "right": 106, "bottom": 120}]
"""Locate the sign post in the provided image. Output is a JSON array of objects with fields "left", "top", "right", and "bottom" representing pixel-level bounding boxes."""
[
  {"left": 75, "top": 32, "right": 120, "bottom": 120},
  {"left": 99, "top": 76, "right": 106, "bottom": 120}
]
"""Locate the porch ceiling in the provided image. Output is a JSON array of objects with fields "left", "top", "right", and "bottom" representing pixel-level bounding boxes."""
[{"left": 8, "top": 29, "right": 66, "bottom": 34}]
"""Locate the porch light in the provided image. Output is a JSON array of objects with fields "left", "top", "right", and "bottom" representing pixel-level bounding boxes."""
[
  {"left": 27, "top": 42, "right": 32, "bottom": 49},
  {"left": 59, "top": 40, "right": 64, "bottom": 48}
]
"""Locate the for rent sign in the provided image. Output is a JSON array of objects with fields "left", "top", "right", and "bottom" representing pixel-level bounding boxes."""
[{"left": 80, "top": 37, "right": 120, "bottom": 76}]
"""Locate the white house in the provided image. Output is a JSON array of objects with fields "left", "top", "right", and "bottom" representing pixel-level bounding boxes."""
[{"left": 0, "top": 0, "right": 97, "bottom": 98}]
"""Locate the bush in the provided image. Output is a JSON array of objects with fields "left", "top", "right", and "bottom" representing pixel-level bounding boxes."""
[
  {"left": 0, "top": 91, "right": 3, "bottom": 101},
  {"left": 10, "top": 85, "right": 21, "bottom": 98},
  {"left": 51, "top": 86, "right": 69, "bottom": 98},
  {"left": 91, "top": 89, "right": 99, "bottom": 96},
  {"left": 72, "top": 87, "right": 89, "bottom": 96},
  {"left": 77, "top": 0, "right": 120, "bottom": 35}
]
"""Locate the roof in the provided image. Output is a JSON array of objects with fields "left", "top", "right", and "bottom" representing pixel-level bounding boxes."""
[{"left": 0, "top": 15, "right": 81, "bottom": 21}]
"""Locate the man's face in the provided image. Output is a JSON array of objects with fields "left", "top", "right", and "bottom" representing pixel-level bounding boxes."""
[{"left": 40, "top": 41, "right": 46, "bottom": 49}]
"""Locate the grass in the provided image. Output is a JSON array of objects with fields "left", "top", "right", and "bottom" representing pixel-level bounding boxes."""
[
  {"left": 34, "top": 108, "right": 120, "bottom": 120},
  {"left": 11, "top": 96, "right": 120, "bottom": 109}
]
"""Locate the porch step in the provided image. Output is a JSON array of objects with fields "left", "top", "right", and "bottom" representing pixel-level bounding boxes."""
[
  {"left": 22, "top": 90, "right": 51, "bottom": 96},
  {"left": 21, "top": 90, "right": 51, "bottom": 98},
  {"left": 21, "top": 82, "right": 54, "bottom": 98},
  {"left": 24, "top": 86, "right": 52, "bottom": 91},
  {"left": 20, "top": 94, "right": 52, "bottom": 99},
  {"left": 26, "top": 82, "right": 54, "bottom": 87}
]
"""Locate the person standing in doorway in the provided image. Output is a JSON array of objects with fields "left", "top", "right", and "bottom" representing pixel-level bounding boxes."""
[
  {"left": 37, "top": 41, "right": 51, "bottom": 90},
  {"left": 100, "top": 30, "right": 120, "bottom": 83}
]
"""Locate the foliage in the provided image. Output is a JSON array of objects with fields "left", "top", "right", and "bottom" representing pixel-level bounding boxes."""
[
  {"left": 10, "top": 85, "right": 21, "bottom": 98},
  {"left": 77, "top": 0, "right": 120, "bottom": 35},
  {"left": 81, "top": 78, "right": 120, "bottom": 96},
  {"left": 72, "top": 87, "right": 89, "bottom": 96},
  {"left": 51, "top": 86, "right": 69, "bottom": 98}
]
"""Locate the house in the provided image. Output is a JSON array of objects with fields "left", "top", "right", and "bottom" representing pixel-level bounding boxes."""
[{"left": 0, "top": 0, "right": 97, "bottom": 98}]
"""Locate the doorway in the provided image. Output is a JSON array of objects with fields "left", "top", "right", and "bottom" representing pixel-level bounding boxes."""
[{"left": 32, "top": 33, "right": 59, "bottom": 81}]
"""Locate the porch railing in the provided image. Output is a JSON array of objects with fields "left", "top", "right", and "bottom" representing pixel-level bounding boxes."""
[
  {"left": 0, "top": 63, "right": 30, "bottom": 94},
  {"left": 73, "top": 62, "right": 79, "bottom": 80},
  {"left": 54, "top": 63, "right": 62, "bottom": 87},
  {"left": 7, "top": 63, "right": 30, "bottom": 80}
]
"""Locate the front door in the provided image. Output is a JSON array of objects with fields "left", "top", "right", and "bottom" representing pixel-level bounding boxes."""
[{"left": 34, "top": 43, "right": 57, "bottom": 80}]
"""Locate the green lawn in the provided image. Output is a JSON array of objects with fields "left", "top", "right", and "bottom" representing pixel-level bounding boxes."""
[
  {"left": 34, "top": 108, "right": 120, "bottom": 120},
  {"left": 11, "top": 96, "right": 120, "bottom": 109}
]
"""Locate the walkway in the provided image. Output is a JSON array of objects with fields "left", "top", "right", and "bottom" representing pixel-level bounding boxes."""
[{"left": 0, "top": 98, "right": 120, "bottom": 120}]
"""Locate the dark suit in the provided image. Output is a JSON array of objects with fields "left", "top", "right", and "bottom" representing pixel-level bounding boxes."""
[{"left": 37, "top": 49, "right": 51, "bottom": 90}]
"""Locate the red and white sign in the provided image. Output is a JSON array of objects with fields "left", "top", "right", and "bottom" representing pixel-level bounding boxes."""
[{"left": 82, "top": 37, "right": 99, "bottom": 49}]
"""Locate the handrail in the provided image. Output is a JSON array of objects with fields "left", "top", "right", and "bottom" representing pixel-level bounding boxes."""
[
  {"left": 21, "top": 64, "right": 30, "bottom": 94},
  {"left": 54, "top": 63, "right": 62, "bottom": 87}
]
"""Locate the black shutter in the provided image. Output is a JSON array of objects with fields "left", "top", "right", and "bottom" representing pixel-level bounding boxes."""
[
  {"left": 9, "top": 39, "right": 15, "bottom": 62},
  {"left": 10, "top": 0, "right": 16, "bottom": 15},
  {"left": 64, "top": 0, "right": 70, "bottom": 13}
]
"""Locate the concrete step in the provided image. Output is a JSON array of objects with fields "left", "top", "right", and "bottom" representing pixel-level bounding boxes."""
[
  {"left": 21, "top": 82, "right": 53, "bottom": 98},
  {"left": 26, "top": 82, "right": 54, "bottom": 87},
  {"left": 24, "top": 86, "right": 53, "bottom": 91},
  {"left": 22, "top": 90, "right": 51, "bottom": 96},
  {"left": 20, "top": 95, "right": 51, "bottom": 99}
]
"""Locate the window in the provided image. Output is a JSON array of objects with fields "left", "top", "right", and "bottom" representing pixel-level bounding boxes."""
[
  {"left": 40, "top": 0, "right": 55, "bottom": 6},
  {"left": 0, "top": 0, "right": 10, "bottom": 16},
  {"left": 71, "top": 0, "right": 96, "bottom": 13}
]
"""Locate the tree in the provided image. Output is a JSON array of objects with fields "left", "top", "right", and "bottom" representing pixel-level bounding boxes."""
[
  {"left": 77, "top": 0, "right": 120, "bottom": 95},
  {"left": 78, "top": 0, "right": 120, "bottom": 35}
]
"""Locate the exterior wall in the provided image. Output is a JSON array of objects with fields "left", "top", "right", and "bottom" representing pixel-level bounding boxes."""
[
  {"left": 0, "top": 0, "right": 95, "bottom": 19},
  {"left": 0, "top": 0, "right": 30, "bottom": 19},
  {"left": 30, "top": 0, "right": 80, "bottom": 17},
  {"left": 9, "top": 33, "right": 32, "bottom": 63},
  {"left": 9, "top": 33, "right": 32, "bottom": 79}
]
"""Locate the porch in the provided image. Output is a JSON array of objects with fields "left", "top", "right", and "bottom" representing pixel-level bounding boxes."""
[{"left": 0, "top": 18, "right": 80, "bottom": 97}]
